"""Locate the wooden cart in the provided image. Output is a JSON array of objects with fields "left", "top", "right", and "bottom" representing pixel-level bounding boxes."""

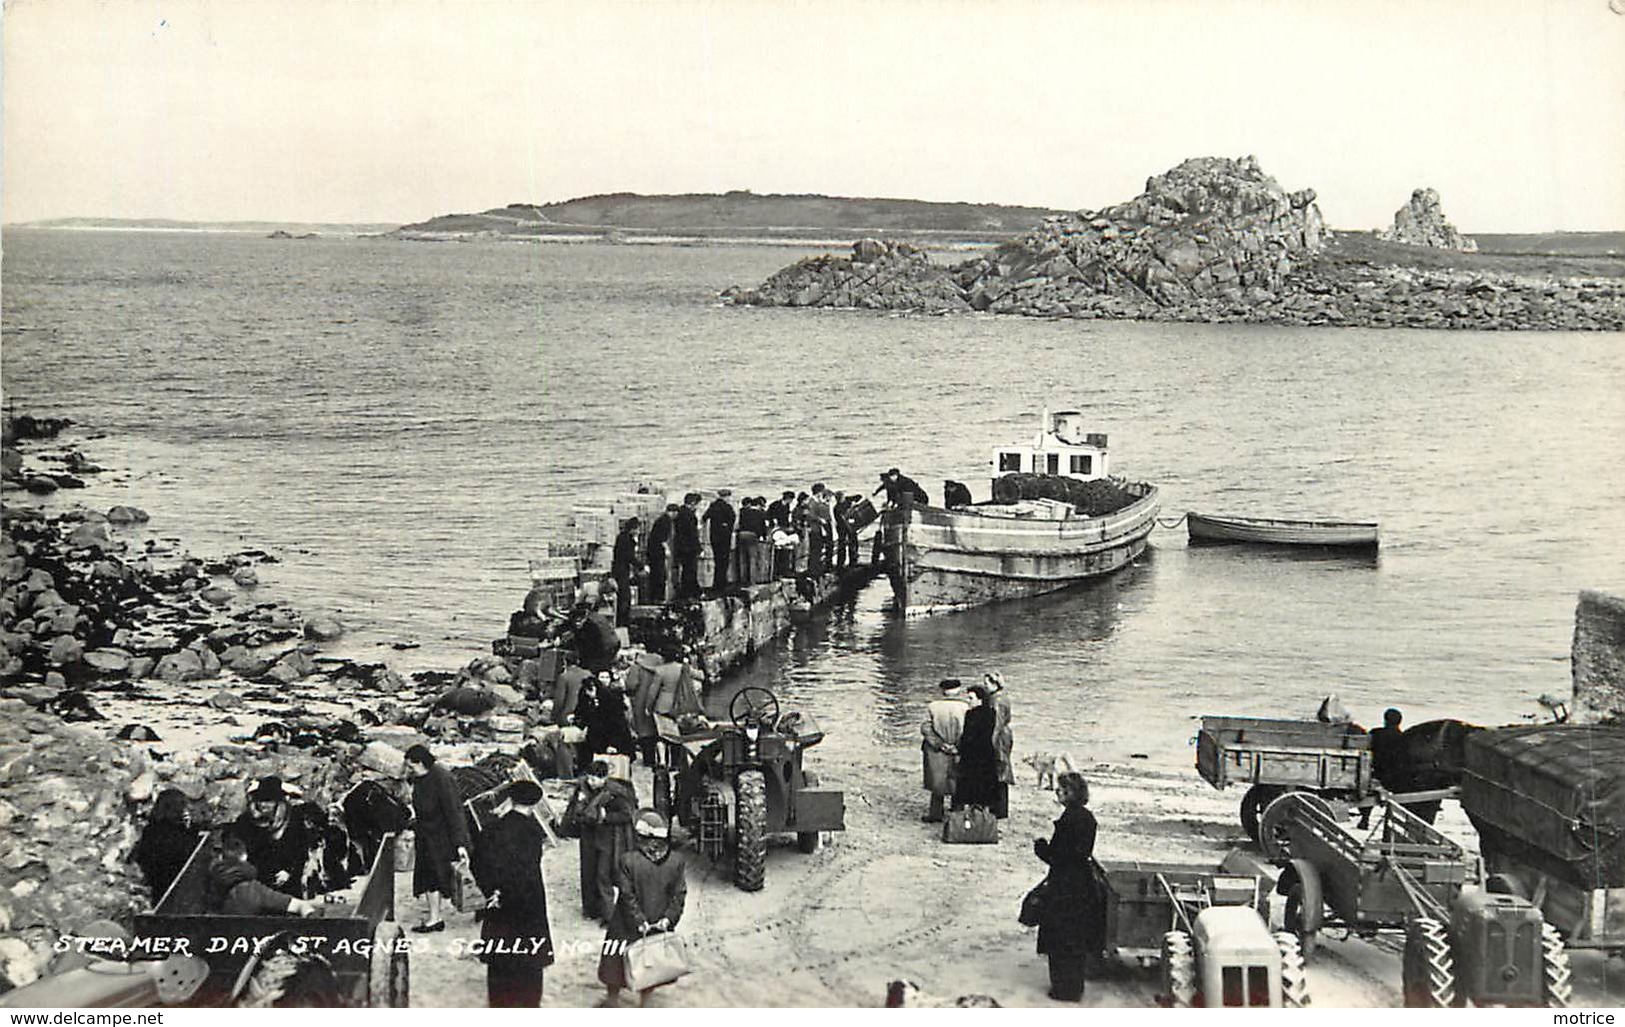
[
  {"left": 1196, "top": 715, "right": 1373, "bottom": 841},
  {"left": 131, "top": 831, "right": 408, "bottom": 1007}
]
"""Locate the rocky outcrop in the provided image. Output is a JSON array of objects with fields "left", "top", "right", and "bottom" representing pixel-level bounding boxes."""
[
  {"left": 963, "top": 155, "right": 1325, "bottom": 318},
  {"left": 725, "top": 156, "right": 1625, "bottom": 331},
  {"left": 1378, "top": 188, "right": 1477, "bottom": 252},
  {"left": 722, "top": 240, "right": 970, "bottom": 313}
]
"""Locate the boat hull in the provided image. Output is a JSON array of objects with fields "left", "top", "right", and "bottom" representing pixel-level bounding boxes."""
[
  {"left": 1186, "top": 512, "right": 1379, "bottom": 549},
  {"left": 880, "top": 482, "right": 1159, "bottom": 615}
]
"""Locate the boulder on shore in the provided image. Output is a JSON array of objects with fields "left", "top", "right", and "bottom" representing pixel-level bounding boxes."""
[{"left": 304, "top": 613, "right": 347, "bottom": 642}]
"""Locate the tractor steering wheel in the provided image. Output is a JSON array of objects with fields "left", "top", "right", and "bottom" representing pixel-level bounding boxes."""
[{"left": 729, "top": 686, "right": 780, "bottom": 730}]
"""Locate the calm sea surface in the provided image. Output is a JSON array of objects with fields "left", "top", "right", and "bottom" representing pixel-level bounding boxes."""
[{"left": 3, "top": 229, "right": 1623, "bottom": 773}]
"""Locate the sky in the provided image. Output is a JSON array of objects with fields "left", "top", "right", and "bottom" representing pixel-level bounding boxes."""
[{"left": 3, "top": 0, "right": 1623, "bottom": 232}]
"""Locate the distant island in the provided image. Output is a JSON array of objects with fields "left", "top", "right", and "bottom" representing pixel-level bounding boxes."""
[
  {"left": 8, "top": 217, "right": 398, "bottom": 235},
  {"left": 390, "top": 190, "right": 1065, "bottom": 244}
]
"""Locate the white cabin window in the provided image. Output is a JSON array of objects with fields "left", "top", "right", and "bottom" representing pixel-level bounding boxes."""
[
  {"left": 1045, "top": 453, "right": 1059, "bottom": 474},
  {"left": 998, "top": 451, "right": 1021, "bottom": 473},
  {"left": 1070, "top": 454, "right": 1092, "bottom": 474}
]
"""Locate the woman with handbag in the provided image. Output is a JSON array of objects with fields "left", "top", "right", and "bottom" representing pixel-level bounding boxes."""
[
  {"left": 951, "top": 684, "right": 1001, "bottom": 812},
  {"left": 598, "top": 810, "right": 688, "bottom": 1007},
  {"left": 1033, "top": 772, "right": 1103, "bottom": 1002}
]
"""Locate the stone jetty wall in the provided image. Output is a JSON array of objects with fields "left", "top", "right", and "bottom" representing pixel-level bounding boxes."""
[
  {"left": 725, "top": 155, "right": 1625, "bottom": 331},
  {"left": 651, "top": 566, "right": 878, "bottom": 685},
  {"left": 1573, "top": 589, "right": 1625, "bottom": 725}
]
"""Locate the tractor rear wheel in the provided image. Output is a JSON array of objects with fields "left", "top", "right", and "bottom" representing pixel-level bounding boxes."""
[
  {"left": 734, "top": 769, "right": 768, "bottom": 892},
  {"left": 1401, "top": 917, "right": 1457, "bottom": 1008},
  {"left": 368, "top": 921, "right": 408, "bottom": 1008},
  {"left": 1541, "top": 922, "right": 1573, "bottom": 1008},
  {"left": 1282, "top": 859, "right": 1323, "bottom": 959},
  {"left": 1273, "top": 931, "right": 1311, "bottom": 1007},
  {"left": 1160, "top": 930, "right": 1196, "bottom": 1007},
  {"left": 1241, "top": 785, "right": 1279, "bottom": 842}
]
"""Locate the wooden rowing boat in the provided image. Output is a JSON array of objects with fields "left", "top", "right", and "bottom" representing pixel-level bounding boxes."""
[{"left": 1186, "top": 512, "right": 1379, "bottom": 550}]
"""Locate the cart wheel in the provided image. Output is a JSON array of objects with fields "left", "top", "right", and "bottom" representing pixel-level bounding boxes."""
[
  {"left": 1272, "top": 932, "right": 1311, "bottom": 1008},
  {"left": 1541, "top": 921, "right": 1573, "bottom": 1008},
  {"left": 1401, "top": 917, "right": 1456, "bottom": 1008},
  {"left": 369, "top": 920, "right": 409, "bottom": 1008},
  {"left": 1259, "top": 792, "right": 1332, "bottom": 862},
  {"left": 1282, "top": 859, "right": 1323, "bottom": 959},
  {"left": 1160, "top": 930, "right": 1196, "bottom": 1008},
  {"left": 734, "top": 769, "right": 768, "bottom": 892},
  {"left": 1240, "top": 785, "right": 1279, "bottom": 842}
]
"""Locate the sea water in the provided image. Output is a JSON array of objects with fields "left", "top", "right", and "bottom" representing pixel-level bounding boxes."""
[{"left": 3, "top": 228, "right": 1623, "bottom": 774}]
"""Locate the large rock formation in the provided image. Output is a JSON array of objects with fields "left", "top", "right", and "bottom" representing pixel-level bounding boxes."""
[
  {"left": 729, "top": 155, "right": 1326, "bottom": 318},
  {"left": 962, "top": 155, "right": 1325, "bottom": 317},
  {"left": 1378, "top": 187, "right": 1477, "bottom": 252}
]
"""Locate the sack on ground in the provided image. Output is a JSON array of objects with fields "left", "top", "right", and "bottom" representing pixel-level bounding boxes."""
[
  {"left": 942, "top": 805, "right": 999, "bottom": 844},
  {"left": 1019, "top": 876, "right": 1050, "bottom": 926},
  {"left": 623, "top": 931, "right": 691, "bottom": 991}
]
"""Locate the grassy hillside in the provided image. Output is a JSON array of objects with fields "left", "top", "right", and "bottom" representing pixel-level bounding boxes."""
[{"left": 395, "top": 191, "right": 1064, "bottom": 240}]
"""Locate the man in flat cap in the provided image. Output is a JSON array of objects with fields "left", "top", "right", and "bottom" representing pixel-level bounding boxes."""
[
  {"left": 702, "top": 490, "right": 737, "bottom": 594},
  {"left": 920, "top": 680, "right": 970, "bottom": 823}
]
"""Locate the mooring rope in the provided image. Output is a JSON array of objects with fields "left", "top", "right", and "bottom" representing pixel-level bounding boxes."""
[{"left": 1155, "top": 514, "right": 1189, "bottom": 530}]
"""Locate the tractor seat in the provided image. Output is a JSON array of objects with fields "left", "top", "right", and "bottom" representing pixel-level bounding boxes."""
[{"left": 777, "top": 711, "right": 825, "bottom": 747}]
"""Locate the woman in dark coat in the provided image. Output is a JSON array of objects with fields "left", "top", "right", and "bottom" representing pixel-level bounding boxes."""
[
  {"left": 599, "top": 810, "right": 687, "bottom": 1007},
  {"left": 405, "top": 744, "right": 471, "bottom": 932},
  {"left": 1034, "top": 772, "right": 1104, "bottom": 1002},
  {"left": 131, "top": 788, "right": 201, "bottom": 902},
  {"left": 584, "top": 677, "right": 637, "bottom": 758},
  {"left": 471, "top": 781, "right": 555, "bottom": 1007},
  {"left": 951, "top": 685, "right": 1001, "bottom": 811}
]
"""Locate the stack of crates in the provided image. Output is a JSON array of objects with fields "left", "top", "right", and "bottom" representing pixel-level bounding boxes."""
[
  {"left": 612, "top": 490, "right": 668, "bottom": 554},
  {"left": 529, "top": 549, "right": 581, "bottom": 610},
  {"left": 571, "top": 505, "right": 617, "bottom": 547}
]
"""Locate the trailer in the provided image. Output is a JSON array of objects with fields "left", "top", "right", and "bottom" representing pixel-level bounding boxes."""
[
  {"left": 0, "top": 832, "right": 408, "bottom": 1008},
  {"left": 1459, "top": 724, "right": 1625, "bottom": 956},
  {"left": 1196, "top": 715, "right": 1372, "bottom": 841},
  {"left": 1097, "top": 853, "right": 1309, "bottom": 1007},
  {"left": 1267, "top": 793, "right": 1572, "bottom": 1007},
  {"left": 137, "top": 830, "right": 408, "bottom": 1007}
]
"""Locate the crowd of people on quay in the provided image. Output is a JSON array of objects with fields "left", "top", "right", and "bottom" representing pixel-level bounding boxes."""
[{"left": 600, "top": 466, "right": 935, "bottom": 611}]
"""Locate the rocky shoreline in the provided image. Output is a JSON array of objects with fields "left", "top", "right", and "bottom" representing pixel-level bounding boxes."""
[
  {"left": 0, "top": 418, "right": 580, "bottom": 991},
  {"left": 723, "top": 156, "right": 1625, "bottom": 332}
]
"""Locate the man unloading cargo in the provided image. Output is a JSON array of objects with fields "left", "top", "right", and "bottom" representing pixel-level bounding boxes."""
[
  {"left": 645, "top": 505, "right": 677, "bottom": 604},
  {"left": 610, "top": 518, "right": 643, "bottom": 623},
  {"left": 702, "top": 490, "right": 736, "bottom": 593}
]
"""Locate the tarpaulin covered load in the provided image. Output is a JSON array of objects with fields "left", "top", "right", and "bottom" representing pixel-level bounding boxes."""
[
  {"left": 990, "top": 473, "right": 1140, "bottom": 516},
  {"left": 1461, "top": 724, "right": 1625, "bottom": 889}
]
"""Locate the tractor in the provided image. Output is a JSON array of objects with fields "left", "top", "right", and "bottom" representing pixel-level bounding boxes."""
[
  {"left": 1098, "top": 855, "right": 1309, "bottom": 1008},
  {"left": 657, "top": 686, "right": 845, "bottom": 891}
]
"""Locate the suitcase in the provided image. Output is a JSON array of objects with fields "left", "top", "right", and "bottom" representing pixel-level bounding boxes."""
[{"left": 942, "top": 805, "right": 999, "bottom": 844}]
